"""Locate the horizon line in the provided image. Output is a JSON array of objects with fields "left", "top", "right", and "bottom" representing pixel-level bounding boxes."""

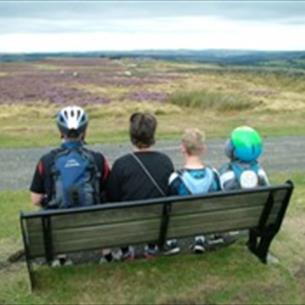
[{"left": 2, "top": 48, "right": 305, "bottom": 55}]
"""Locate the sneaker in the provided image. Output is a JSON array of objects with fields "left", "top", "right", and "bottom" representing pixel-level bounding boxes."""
[
  {"left": 99, "top": 252, "right": 113, "bottom": 264},
  {"left": 63, "top": 258, "right": 73, "bottom": 266},
  {"left": 122, "top": 246, "right": 135, "bottom": 261},
  {"left": 164, "top": 239, "right": 181, "bottom": 256},
  {"left": 51, "top": 258, "right": 61, "bottom": 268},
  {"left": 144, "top": 244, "right": 158, "bottom": 259},
  {"left": 51, "top": 255, "right": 73, "bottom": 267},
  {"left": 112, "top": 249, "right": 123, "bottom": 262},
  {"left": 220, "top": 232, "right": 239, "bottom": 246},
  {"left": 206, "top": 234, "right": 225, "bottom": 247},
  {"left": 190, "top": 236, "right": 206, "bottom": 254}
]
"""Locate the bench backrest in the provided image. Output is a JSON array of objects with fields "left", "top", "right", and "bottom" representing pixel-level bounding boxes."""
[
  {"left": 21, "top": 202, "right": 163, "bottom": 261},
  {"left": 21, "top": 181, "right": 293, "bottom": 264},
  {"left": 167, "top": 186, "right": 290, "bottom": 239}
]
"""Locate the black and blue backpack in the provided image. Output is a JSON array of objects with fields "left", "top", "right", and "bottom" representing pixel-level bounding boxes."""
[
  {"left": 230, "top": 161, "right": 261, "bottom": 189},
  {"left": 48, "top": 145, "right": 101, "bottom": 209}
]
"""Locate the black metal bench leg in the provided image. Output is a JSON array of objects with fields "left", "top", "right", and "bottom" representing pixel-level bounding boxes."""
[
  {"left": 158, "top": 203, "right": 171, "bottom": 251},
  {"left": 26, "top": 258, "right": 35, "bottom": 291},
  {"left": 20, "top": 216, "right": 36, "bottom": 292},
  {"left": 255, "top": 233, "right": 275, "bottom": 264},
  {"left": 247, "top": 229, "right": 258, "bottom": 253},
  {"left": 248, "top": 230, "right": 275, "bottom": 264}
]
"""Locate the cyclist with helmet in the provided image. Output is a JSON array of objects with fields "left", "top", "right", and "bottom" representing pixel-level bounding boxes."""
[
  {"left": 218, "top": 126, "right": 269, "bottom": 246},
  {"left": 219, "top": 126, "right": 269, "bottom": 190},
  {"left": 30, "top": 105, "right": 110, "bottom": 209}
]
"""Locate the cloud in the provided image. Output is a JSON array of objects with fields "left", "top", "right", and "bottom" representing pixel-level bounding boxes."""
[
  {"left": 0, "top": 1, "right": 305, "bottom": 52},
  {"left": 1, "top": 1, "right": 305, "bottom": 25},
  {"left": 1, "top": 16, "right": 304, "bottom": 53}
]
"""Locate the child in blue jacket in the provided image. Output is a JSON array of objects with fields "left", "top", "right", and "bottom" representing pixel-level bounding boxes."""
[{"left": 166, "top": 128, "right": 221, "bottom": 255}]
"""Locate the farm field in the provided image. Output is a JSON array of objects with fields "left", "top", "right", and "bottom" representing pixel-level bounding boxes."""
[
  {"left": 1, "top": 58, "right": 305, "bottom": 148},
  {"left": 1, "top": 57, "right": 305, "bottom": 304}
]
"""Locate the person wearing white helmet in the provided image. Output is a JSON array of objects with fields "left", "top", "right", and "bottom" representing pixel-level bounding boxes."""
[
  {"left": 30, "top": 105, "right": 110, "bottom": 209},
  {"left": 56, "top": 105, "right": 89, "bottom": 140},
  {"left": 30, "top": 106, "right": 111, "bottom": 266}
]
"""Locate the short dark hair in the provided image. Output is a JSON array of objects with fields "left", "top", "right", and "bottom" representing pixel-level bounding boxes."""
[{"left": 129, "top": 112, "right": 157, "bottom": 148}]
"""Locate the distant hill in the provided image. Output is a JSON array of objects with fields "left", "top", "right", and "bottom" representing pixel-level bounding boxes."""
[{"left": 1, "top": 49, "right": 305, "bottom": 67}]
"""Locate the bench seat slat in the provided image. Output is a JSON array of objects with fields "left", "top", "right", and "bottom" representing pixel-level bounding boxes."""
[
  {"left": 26, "top": 205, "right": 163, "bottom": 231},
  {"left": 170, "top": 188, "right": 289, "bottom": 214},
  {"left": 168, "top": 206, "right": 261, "bottom": 235},
  {"left": 170, "top": 198, "right": 284, "bottom": 219},
  {"left": 53, "top": 232, "right": 159, "bottom": 254},
  {"left": 167, "top": 204, "right": 283, "bottom": 238},
  {"left": 52, "top": 218, "right": 161, "bottom": 242},
  {"left": 27, "top": 218, "right": 161, "bottom": 258},
  {"left": 28, "top": 237, "right": 44, "bottom": 258},
  {"left": 167, "top": 210, "right": 281, "bottom": 238},
  {"left": 169, "top": 192, "right": 270, "bottom": 215},
  {"left": 28, "top": 230, "right": 159, "bottom": 256},
  {"left": 168, "top": 217, "right": 257, "bottom": 238}
]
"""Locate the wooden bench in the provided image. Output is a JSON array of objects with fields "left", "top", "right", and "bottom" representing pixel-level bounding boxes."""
[{"left": 20, "top": 181, "right": 294, "bottom": 290}]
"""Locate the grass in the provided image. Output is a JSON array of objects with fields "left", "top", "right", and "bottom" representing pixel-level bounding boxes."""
[
  {"left": 1, "top": 59, "right": 305, "bottom": 148},
  {"left": 1, "top": 102, "right": 305, "bottom": 148},
  {"left": 0, "top": 172, "right": 305, "bottom": 304},
  {"left": 169, "top": 89, "right": 261, "bottom": 112}
]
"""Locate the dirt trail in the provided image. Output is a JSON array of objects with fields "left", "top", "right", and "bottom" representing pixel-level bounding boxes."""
[{"left": 0, "top": 136, "right": 303, "bottom": 191}]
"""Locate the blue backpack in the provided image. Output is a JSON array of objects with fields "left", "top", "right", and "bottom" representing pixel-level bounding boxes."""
[
  {"left": 49, "top": 146, "right": 101, "bottom": 209},
  {"left": 177, "top": 167, "right": 215, "bottom": 195}
]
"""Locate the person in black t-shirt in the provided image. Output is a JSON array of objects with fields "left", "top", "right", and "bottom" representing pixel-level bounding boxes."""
[
  {"left": 30, "top": 106, "right": 111, "bottom": 267},
  {"left": 106, "top": 112, "right": 174, "bottom": 260},
  {"left": 30, "top": 106, "right": 110, "bottom": 209}
]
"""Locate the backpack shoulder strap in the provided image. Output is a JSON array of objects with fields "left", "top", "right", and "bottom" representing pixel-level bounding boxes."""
[
  {"left": 79, "top": 147, "right": 102, "bottom": 204},
  {"left": 45, "top": 147, "right": 65, "bottom": 164},
  {"left": 80, "top": 148, "right": 102, "bottom": 175},
  {"left": 230, "top": 161, "right": 243, "bottom": 178},
  {"left": 249, "top": 161, "right": 260, "bottom": 172},
  {"left": 201, "top": 166, "right": 215, "bottom": 192},
  {"left": 175, "top": 169, "right": 192, "bottom": 195},
  {"left": 130, "top": 153, "right": 166, "bottom": 197},
  {"left": 206, "top": 166, "right": 220, "bottom": 189}
]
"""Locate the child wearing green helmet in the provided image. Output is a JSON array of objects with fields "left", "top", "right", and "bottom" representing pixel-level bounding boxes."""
[{"left": 219, "top": 126, "right": 269, "bottom": 190}]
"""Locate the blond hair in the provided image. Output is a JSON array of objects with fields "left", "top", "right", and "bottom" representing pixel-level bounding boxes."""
[{"left": 181, "top": 128, "right": 205, "bottom": 155}]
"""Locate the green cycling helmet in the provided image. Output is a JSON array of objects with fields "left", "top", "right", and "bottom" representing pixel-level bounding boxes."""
[{"left": 225, "top": 126, "right": 263, "bottom": 162}]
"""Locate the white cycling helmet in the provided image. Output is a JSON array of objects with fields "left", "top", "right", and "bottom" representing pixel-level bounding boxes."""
[{"left": 56, "top": 106, "right": 88, "bottom": 137}]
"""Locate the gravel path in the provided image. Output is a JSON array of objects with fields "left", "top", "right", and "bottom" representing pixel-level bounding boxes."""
[{"left": 0, "top": 136, "right": 304, "bottom": 191}]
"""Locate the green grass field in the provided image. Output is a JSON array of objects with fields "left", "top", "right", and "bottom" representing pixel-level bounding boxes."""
[
  {"left": 0, "top": 172, "right": 304, "bottom": 304},
  {"left": 2, "top": 103, "right": 305, "bottom": 148}
]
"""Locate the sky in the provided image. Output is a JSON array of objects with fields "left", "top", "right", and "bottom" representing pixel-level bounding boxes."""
[{"left": 0, "top": 1, "right": 305, "bottom": 53}]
